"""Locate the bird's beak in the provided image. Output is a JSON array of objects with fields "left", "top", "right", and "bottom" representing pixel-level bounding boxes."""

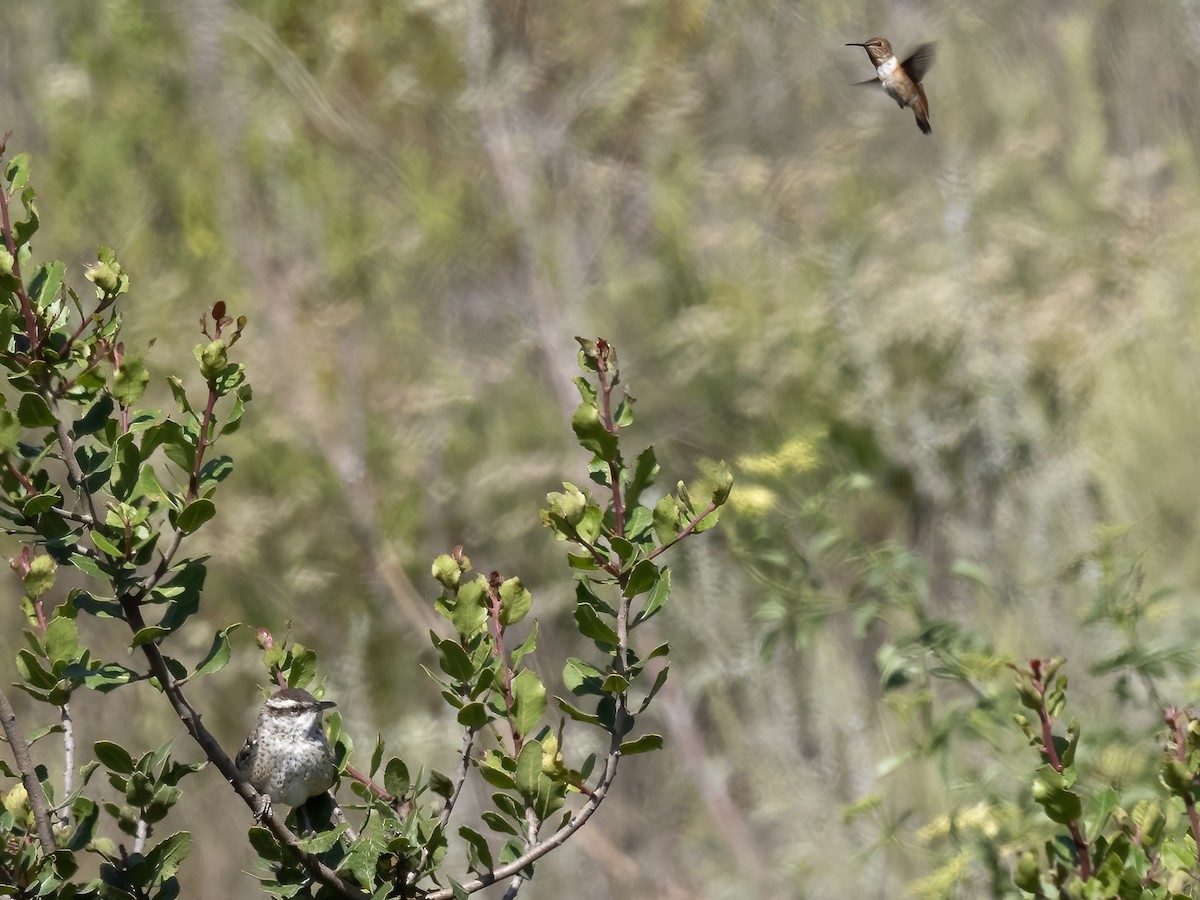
[
  {"left": 319, "top": 700, "right": 337, "bottom": 710},
  {"left": 846, "top": 42, "right": 868, "bottom": 47}
]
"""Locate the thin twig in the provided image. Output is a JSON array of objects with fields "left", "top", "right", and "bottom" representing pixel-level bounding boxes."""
[
  {"left": 409, "top": 725, "right": 478, "bottom": 888},
  {"left": 59, "top": 700, "right": 74, "bottom": 828},
  {"left": 0, "top": 156, "right": 41, "bottom": 351},
  {"left": 645, "top": 501, "right": 718, "bottom": 563},
  {"left": 49, "top": 395, "right": 98, "bottom": 524},
  {"left": 500, "top": 804, "right": 541, "bottom": 900},
  {"left": 0, "top": 686, "right": 56, "bottom": 853}
]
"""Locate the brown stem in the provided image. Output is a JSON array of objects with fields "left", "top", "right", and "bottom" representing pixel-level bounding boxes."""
[
  {"left": 0, "top": 162, "right": 42, "bottom": 352},
  {"left": 1030, "top": 661, "right": 1091, "bottom": 881},
  {"left": 188, "top": 385, "right": 218, "bottom": 499},
  {"left": 594, "top": 346, "right": 624, "bottom": 537},
  {"left": 487, "top": 577, "right": 520, "bottom": 753},
  {"left": 645, "top": 501, "right": 718, "bottom": 563},
  {"left": 1166, "top": 708, "right": 1200, "bottom": 872},
  {"left": 0, "top": 687, "right": 56, "bottom": 854}
]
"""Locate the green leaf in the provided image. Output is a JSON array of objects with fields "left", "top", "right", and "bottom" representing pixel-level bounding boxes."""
[
  {"left": 510, "top": 669, "right": 546, "bottom": 738},
  {"left": 0, "top": 409, "right": 19, "bottom": 453},
  {"left": 625, "top": 446, "right": 660, "bottom": 509},
  {"left": 69, "top": 553, "right": 108, "bottom": 579},
  {"left": 297, "top": 823, "right": 348, "bottom": 854},
  {"left": 480, "top": 763, "right": 516, "bottom": 791},
  {"left": 28, "top": 260, "right": 64, "bottom": 311},
  {"left": 247, "top": 825, "right": 283, "bottom": 862},
  {"left": 515, "top": 739, "right": 543, "bottom": 801},
  {"left": 95, "top": 741, "right": 134, "bottom": 774},
  {"left": 143, "top": 831, "right": 191, "bottom": 882},
  {"left": 480, "top": 811, "right": 520, "bottom": 836},
  {"left": 24, "top": 553, "right": 57, "bottom": 598},
  {"left": 44, "top": 616, "right": 80, "bottom": 665},
  {"left": 557, "top": 697, "right": 601, "bottom": 726},
  {"left": 498, "top": 577, "right": 533, "bottom": 626},
  {"left": 369, "top": 734, "right": 385, "bottom": 779},
  {"left": 457, "top": 702, "right": 491, "bottom": 729},
  {"left": 131, "top": 625, "right": 170, "bottom": 648},
  {"left": 562, "top": 658, "right": 605, "bottom": 695},
  {"left": 619, "top": 734, "right": 664, "bottom": 755},
  {"left": 511, "top": 621, "right": 538, "bottom": 668},
  {"left": 436, "top": 638, "right": 475, "bottom": 683},
  {"left": 571, "top": 402, "right": 618, "bottom": 459},
  {"left": 90, "top": 529, "right": 123, "bottom": 558},
  {"left": 601, "top": 673, "right": 629, "bottom": 693},
  {"left": 634, "top": 567, "right": 671, "bottom": 626},
  {"left": 73, "top": 395, "right": 115, "bottom": 437},
  {"left": 111, "top": 359, "right": 150, "bottom": 408},
  {"left": 623, "top": 559, "right": 659, "bottom": 598},
  {"left": 458, "top": 825, "right": 494, "bottom": 872},
  {"left": 384, "top": 757, "right": 409, "bottom": 799},
  {"left": 574, "top": 602, "right": 618, "bottom": 647},
  {"left": 175, "top": 498, "right": 215, "bottom": 535},
  {"left": 5, "top": 152, "right": 31, "bottom": 193},
  {"left": 342, "top": 821, "right": 387, "bottom": 887},
  {"left": 110, "top": 436, "right": 140, "bottom": 501},
  {"left": 442, "top": 578, "right": 488, "bottom": 637},
  {"left": 652, "top": 495, "right": 684, "bottom": 544},
  {"left": 165, "top": 376, "right": 192, "bottom": 415},
  {"left": 188, "top": 625, "right": 241, "bottom": 680},
  {"left": 17, "top": 392, "right": 55, "bottom": 428},
  {"left": 1031, "top": 764, "right": 1083, "bottom": 825}
]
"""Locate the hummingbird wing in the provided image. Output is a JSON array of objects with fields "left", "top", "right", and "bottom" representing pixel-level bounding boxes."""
[{"left": 902, "top": 43, "right": 936, "bottom": 84}]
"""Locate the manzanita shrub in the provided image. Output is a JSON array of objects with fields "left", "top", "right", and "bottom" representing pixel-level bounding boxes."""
[{"left": 0, "top": 141, "right": 732, "bottom": 897}]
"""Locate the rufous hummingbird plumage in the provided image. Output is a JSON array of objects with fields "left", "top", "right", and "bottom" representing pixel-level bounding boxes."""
[{"left": 846, "top": 37, "right": 936, "bottom": 135}]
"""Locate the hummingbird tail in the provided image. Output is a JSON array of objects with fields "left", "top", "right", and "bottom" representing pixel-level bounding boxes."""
[{"left": 912, "top": 96, "right": 932, "bottom": 135}]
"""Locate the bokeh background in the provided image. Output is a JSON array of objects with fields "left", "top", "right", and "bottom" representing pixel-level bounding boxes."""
[{"left": 5, "top": 1, "right": 1200, "bottom": 896}]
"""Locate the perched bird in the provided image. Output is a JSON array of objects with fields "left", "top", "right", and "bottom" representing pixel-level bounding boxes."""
[
  {"left": 846, "top": 37, "right": 937, "bottom": 134},
  {"left": 236, "top": 687, "right": 336, "bottom": 821}
]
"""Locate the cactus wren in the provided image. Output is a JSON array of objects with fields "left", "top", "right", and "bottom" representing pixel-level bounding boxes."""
[{"left": 236, "top": 687, "right": 336, "bottom": 820}]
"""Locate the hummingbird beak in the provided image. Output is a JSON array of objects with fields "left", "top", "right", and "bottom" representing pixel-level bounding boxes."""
[{"left": 845, "top": 42, "right": 868, "bottom": 47}]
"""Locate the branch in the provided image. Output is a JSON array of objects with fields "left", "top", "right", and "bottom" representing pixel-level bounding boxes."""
[
  {"left": 500, "top": 805, "right": 540, "bottom": 900},
  {"left": 594, "top": 345, "right": 624, "bottom": 536},
  {"left": 59, "top": 700, "right": 74, "bottom": 828},
  {"left": 48, "top": 395, "right": 99, "bottom": 524},
  {"left": 439, "top": 726, "right": 476, "bottom": 832},
  {"left": 645, "top": 500, "right": 717, "bottom": 563},
  {"left": 0, "top": 686, "right": 56, "bottom": 854},
  {"left": 0, "top": 159, "right": 41, "bottom": 351},
  {"left": 409, "top": 726, "right": 477, "bottom": 887}
]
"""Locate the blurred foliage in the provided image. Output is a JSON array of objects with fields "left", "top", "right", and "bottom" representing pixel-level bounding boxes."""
[{"left": 6, "top": 0, "right": 1200, "bottom": 896}]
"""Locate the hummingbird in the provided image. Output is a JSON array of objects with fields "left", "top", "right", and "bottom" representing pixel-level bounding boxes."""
[{"left": 846, "top": 38, "right": 936, "bottom": 135}]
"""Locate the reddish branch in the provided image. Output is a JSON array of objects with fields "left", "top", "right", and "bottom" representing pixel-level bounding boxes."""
[
  {"left": 594, "top": 340, "right": 625, "bottom": 537},
  {"left": 0, "top": 138, "right": 42, "bottom": 353},
  {"left": 1165, "top": 707, "right": 1200, "bottom": 871},
  {"left": 1029, "top": 659, "right": 1092, "bottom": 882}
]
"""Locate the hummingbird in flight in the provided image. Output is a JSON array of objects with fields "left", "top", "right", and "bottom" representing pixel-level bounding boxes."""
[{"left": 846, "top": 38, "right": 936, "bottom": 135}]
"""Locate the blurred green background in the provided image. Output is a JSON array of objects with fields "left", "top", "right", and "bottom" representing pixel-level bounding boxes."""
[{"left": 5, "top": 0, "right": 1200, "bottom": 896}]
